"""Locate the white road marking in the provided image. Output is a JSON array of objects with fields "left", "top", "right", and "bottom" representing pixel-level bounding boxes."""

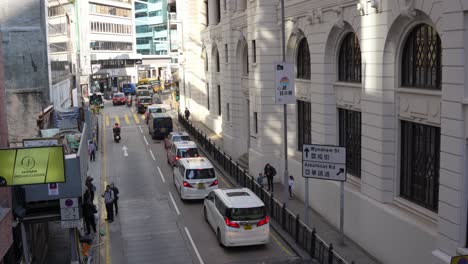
[
  {"left": 184, "top": 227, "right": 204, "bottom": 264},
  {"left": 149, "top": 149, "right": 156, "bottom": 161},
  {"left": 131, "top": 108, "right": 134, "bottom": 113},
  {"left": 139, "top": 126, "right": 143, "bottom": 134},
  {"left": 157, "top": 166, "right": 165, "bottom": 183},
  {"left": 143, "top": 135, "right": 149, "bottom": 145},
  {"left": 168, "top": 192, "right": 180, "bottom": 215},
  {"left": 121, "top": 145, "right": 129, "bottom": 157}
]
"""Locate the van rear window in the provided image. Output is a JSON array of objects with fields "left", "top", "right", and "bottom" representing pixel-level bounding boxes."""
[
  {"left": 173, "top": 135, "right": 190, "bottom": 142},
  {"left": 177, "top": 148, "right": 199, "bottom": 158},
  {"left": 228, "top": 207, "right": 265, "bottom": 221},
  {"left": 154, "top": 117, "right": 172, "bottom": 126},
  {"left": 186, "top": 168, "right": 215, "bottom": 179}
]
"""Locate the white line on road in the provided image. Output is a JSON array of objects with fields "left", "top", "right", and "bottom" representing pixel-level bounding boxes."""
[
  {"left": 143, "top": 135, "right": 149, "bottom": 145},
  {"left": 149, "top": 149, "right": 156, "bottom": 161},
  {"left": 157, "top": 166, "right": 165, "bottom": 183},
  {"left": 131, "top": 108, "right": 134, "bottom": 113},
  {"left": 184, "top": 227, "right": 204, "bottom": 264},
  {"left": 168, "top": 192, "right": 180, "bottom": 215},
  {"left": 139, "top": 126, "right": 143, "bottom": 134}
]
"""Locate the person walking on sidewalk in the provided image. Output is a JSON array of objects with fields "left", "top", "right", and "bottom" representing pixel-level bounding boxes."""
[
  {"left": 88, "top": 141, "right": 96, "bottom": 162},
  {"left": 102, "top": 185, "right": 114, "bottom": 223},
  {"left": 82, "top": 199, "right": 97, "bottom": 235},
  {"left": 264, "top": 163, "right": 277, "bottom": 192},
  {"left": 85, "top": 176, "right": 96, "bottom": 202},
  {"left": 184, "top": 107, "right": 190, "bottom": 120},
  {"left": 110, "top": 183, "right": 119, "bottom": 215},
  {"left": 288, "top": 175, "right": 295, "bottom": 199}
]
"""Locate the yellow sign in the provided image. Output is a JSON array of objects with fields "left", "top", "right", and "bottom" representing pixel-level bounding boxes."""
[
  {"left": 451, "top": 255, "right": 468, "bottom": 264},
  {"left": 0, "top": 146, "right": 65, "bottom": 186}
]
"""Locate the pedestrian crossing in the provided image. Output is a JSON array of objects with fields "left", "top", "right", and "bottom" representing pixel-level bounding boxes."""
[{"left": 103, "top": 113, "right": 146, "bottom": 128}]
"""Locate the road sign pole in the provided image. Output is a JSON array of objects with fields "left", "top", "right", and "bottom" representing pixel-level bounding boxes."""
[
  {"left": 280, "top": 0, "right": 289, "bottom": 206},
  {"left": 340, "top": 181, "right": 345, "bottom": 245},
  {"left": 304, "top": 178, "right": 309, "bottom": 226}
]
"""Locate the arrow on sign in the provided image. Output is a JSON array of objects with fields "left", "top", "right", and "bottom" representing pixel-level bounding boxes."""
[
  {"left": 304, "top": 148, "right": 310, "bottom": 158},
  {"left": 336, "top": 168, "right": 344, "bottom": 176},
  {"left": 122, "top": 145, "right": 128, "bottom": 157}
]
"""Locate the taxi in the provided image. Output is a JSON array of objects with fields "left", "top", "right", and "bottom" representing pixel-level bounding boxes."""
[
  {"left": 167, "top": 141, "right": 199, "bottom": 166},
  {"left": 164, "top": 131, "right": 191, "bottom": 149}
]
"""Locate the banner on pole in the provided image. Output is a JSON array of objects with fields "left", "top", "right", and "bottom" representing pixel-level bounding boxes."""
[{"left": 275, "top": 63, "right": 295, "bottom": 104}]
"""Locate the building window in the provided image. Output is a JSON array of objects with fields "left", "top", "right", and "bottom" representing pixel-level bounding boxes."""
[
  {"left": 296, "top": 38, "right": 310, "bottom": 79},
  {"left": 215, "top": 49, "right": 220, "bottom": 72},
  {"left": 242, "top": 44, "right": 249, "bottom": 75},
  {"left": 338, "top": 32, "right": 361, "bottom": 82},
  {"left": 338, "top": 108, "right": 361, "bottom": 178},
  {"left": 89, "top": 3, "right": 131, "bottom": 18},
  {"left": 216, "top": 0, "right": 221, "bottom": 24},
  {"left": 252, "top": 40, "right": 256, "bottom": 63},
  {"left": 204, "top": 0, "right": 209, "bottom": 26},
  {"left": 402, "top": 24, "right": 441, "bottom": 89},
  {"left": 226, "top": 103, "right": 230, "bottom": 121},
  {"left": 400, "top": 121, "right": 440, "bottom": 212},
  {"left": 207, "top": 84, "right": 210, "bottom": 110},
  {"left": 297, "top": 100, "right": 311, "bottom": 151},
  {"left": 225, "top": 44, "right": 228, "bottom": 63},
  {"left": 203, "top": 50, "right": 208, "bottom": 72},
  {"left": 217, "top": 85, "right": 221, "bottom": 116},
  {"left": 90, "top": 41, "right": 133, "bottom": 51},
  {"left": 48, "top": 5, "right": 67, "bottom": 17},
  {"left": 254, "top": 112, "right": 258, "bottom": 134}
]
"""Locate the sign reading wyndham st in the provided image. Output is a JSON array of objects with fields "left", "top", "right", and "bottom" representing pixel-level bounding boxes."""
[{"left": 302, "top": 144, "right": 347, "bottom": 181}]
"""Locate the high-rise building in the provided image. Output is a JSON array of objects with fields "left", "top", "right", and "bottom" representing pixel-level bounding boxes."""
[{"left": 135, "top": 0, "right": 168, "bottom": 56}]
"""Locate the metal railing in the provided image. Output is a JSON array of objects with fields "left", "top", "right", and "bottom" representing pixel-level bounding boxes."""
[{"left": 178, "top": 114, "right": 354, "bottom": 264}]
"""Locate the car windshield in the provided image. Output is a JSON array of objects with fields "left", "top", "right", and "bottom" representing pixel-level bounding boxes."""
[
  {"left": 114, "top": 94, "right": 124, "bottom": 98},
  {"left": 228, "top": 206, "right": 265, "bottom": 221},
  {"left": 140, "top": 98, "right": 152, "bottom": 103},
  {"left": 177, "top": 148, "right": 199, "bottom": 158},
  {"left": 185, "top": 168, "right": 215, "bottom": 179},
  {"left": 173, "top": 135, "right": 190, "bottom": 142},
  {"left": 149, "top": 108, "right": 166, "bottom": 113}
]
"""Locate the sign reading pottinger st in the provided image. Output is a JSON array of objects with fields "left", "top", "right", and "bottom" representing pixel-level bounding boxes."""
[
  {"left": 302, "top": 144, "right": 347, "bottom": 181},
  {"left": 275, "top": 62, "right": 295, "bottom": 104}
]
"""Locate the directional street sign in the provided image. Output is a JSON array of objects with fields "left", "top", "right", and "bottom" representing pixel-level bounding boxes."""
[{"left": 302, "top": 144, "right": 346, "bottom": 181}]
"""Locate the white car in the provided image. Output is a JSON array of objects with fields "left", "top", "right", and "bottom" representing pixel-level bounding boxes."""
[
  {"left": 204, "top": 188, "right": 269, "bottom": 247},
  {"left": 173, "top": 157, "right": 218, "bottom": 200}
]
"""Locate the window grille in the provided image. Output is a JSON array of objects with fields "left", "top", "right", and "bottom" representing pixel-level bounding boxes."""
[
  {"left": 402, "top": 24, "right": 441, "bottom": 89},
  {"left": 338, "top": 33, "right": 361, "bottom": 82},
  {"left": 296, "top": 38, "right": 310, "bottom": 79},
  {"left": 338, "top": 108, "right": 361, "bottom": 178},
  {"left": 400, "top": 121, "right": 440, "bottom": 212}
]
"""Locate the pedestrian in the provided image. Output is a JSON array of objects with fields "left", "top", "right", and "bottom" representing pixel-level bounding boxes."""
[
  {"left": 264, "top": 163, "right": 277, "bottom": 192},
  {"left": 184, "top": 107, "right": 190, "bottom": 120},
  {"left": 88, "top": 141, "right": 96, "bottom": 162},
  {"left": 102, "top": 185, "right": 114, "bottom": 223},
  {"left": 288, "top": 175, "right": 295, "bottom": 199},
  {"left": 85, "top": 176, "right": 96, "bottom": 202},
  {"left": 110, "top": 183, "right": 119, "bottom": 215},
  {"left": 82, "top": 199, "right": 97, "bottom": 235},
  {"left": 256, "top": 173, "right": 264, "bottom": 188}
]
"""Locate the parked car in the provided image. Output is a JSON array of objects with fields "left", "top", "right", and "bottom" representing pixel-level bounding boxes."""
[
  {"left": 164, "top": 131, "right": 191, "bottom": 149},
  {"left": 90, "top": 92, "right": 104, "bottom": 108},
  {"left": 204, "top": 188, "right": 269, "bottom": 247},
  {"left": 136, "top": 96, "right": 153, "bottom": 114},
  {"left": 122, "top": 83, "right": 136, "bottom": 95},
  {"left": 148, "top": 113, "right": 173, "bottom": 139},
  {"left": 112, "top": 92, "right": 126, "bottom": 105},
  {"left": 173, "top": 157, "right": 218, "bottom": 200},
  {"left": 144, "top": 104, "right": 168, "bottom": 124},
  {"left": 167, "top": 141, "right": 199, "bottom": 166}
]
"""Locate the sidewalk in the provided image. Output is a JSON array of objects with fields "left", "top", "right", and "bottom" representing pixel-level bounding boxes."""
[{"left": 188, "top": 119, "right": 380, "bottom": 264}]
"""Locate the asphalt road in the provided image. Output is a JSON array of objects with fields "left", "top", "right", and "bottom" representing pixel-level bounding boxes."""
[{"left": 99, "top": 96, "right": 299, "bottom": 264}]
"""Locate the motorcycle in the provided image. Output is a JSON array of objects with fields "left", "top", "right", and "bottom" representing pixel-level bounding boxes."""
[{"left": 113, "top": 132, "right": 121, "bottom": 143}]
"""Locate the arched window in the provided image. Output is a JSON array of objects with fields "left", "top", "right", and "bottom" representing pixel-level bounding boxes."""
[
  {"left": 296, "top": 38, "right": 310, "bottom": 80},
  {"left": 242, "top": 44, "right": 248, "bottom": 75},
  {"left": 401, "top": 24, "right": 441, "bottom": 89},
  {"left": 215, "top": 49, "right": 220, "bottom": 72},
  {"left": 338, "top": 33, "right": 361, "bottom": 82}
]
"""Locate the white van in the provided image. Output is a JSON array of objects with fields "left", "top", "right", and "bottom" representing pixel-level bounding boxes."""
[
  {"left": 173, "top": 158, "right": 218, "bottom": 200},
  {"left": 203, "top": 188, "right": 269, "bottom": 247}
]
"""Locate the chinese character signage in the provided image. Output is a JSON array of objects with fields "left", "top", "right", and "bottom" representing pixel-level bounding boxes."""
[
  {"left": 302, "top": 144, "right": 347, "bottom": 181},
  {"left": 275, "top": 63, "right": 295, "bottom": 104}
]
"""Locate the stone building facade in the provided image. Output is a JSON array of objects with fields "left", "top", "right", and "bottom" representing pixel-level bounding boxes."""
[{"left": 178, "top": 0, "right": 468, "bottom": 263}]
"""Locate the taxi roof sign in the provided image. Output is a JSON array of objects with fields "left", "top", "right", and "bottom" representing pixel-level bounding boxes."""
[{"left": 451, "top": 255, "right": 468, "bottom": 264}]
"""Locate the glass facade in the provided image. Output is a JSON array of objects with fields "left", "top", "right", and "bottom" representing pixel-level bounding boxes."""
[{"left": 134, "top": 0, "right": 169, "bottom": 55}]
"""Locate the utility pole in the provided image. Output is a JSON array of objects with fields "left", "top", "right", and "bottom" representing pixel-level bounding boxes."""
[{"left": 280, "top": 0, "right": 289, "bottom": 207}]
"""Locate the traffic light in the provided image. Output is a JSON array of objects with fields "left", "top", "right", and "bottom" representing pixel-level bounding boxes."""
[{"left": 175, "top": 90, "right": 180, "bottom": 102}]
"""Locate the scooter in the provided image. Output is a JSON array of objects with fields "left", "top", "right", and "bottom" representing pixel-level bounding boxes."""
[{"left": 113, "top": 133, "right": 121, "bottom": 143}]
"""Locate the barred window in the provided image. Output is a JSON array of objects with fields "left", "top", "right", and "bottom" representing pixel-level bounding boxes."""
[
  {"left": 297, "top": 100, "right": 311, "bottom": 151},
  {"left": 215, "top": 49, "right": 220, "bottom": 72},
  {"left": 242, "top": 44, "right": 249, "bottom": 75},
  {"left": 338, "top": 33, "right": 361, "bottom": 82},
  {"left": 90, "top": 41, "right": 133, "bottom": 51},
  {"left": 400, "top": 121, "right": 440, "bottom": 212},
  {"left": 89, "top": 3, "right": 131, "bottom": 18},
  {"left": 296, "top": 38, "right": 310, "bottom": 80},
  {"left": 338, "top": 108, "right": 361, "bottom": 178},
  {"left": 401, "top": 24, "right": 441, "bottom": 89}
]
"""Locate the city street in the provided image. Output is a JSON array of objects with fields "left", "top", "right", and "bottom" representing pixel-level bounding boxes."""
[{"left": 98, "top": 98, "right": 298, "bottom": 264}]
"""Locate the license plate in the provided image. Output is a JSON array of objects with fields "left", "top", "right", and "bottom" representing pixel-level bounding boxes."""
[
  {"left": 197, "top": 183, "right": 204, "bottom": 189},
  {"left": 243, "top": 224, "right": 252, "bottom": 230}
]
